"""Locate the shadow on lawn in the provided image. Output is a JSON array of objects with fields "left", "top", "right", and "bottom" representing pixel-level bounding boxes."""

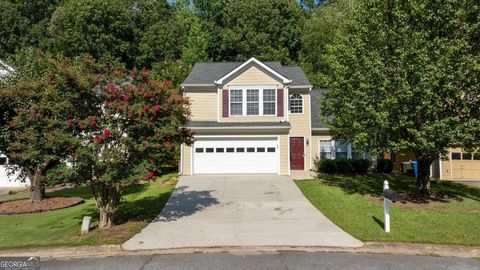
[
  {"left": 319, "top": 173, "right": 480, "bottom": 204},
  {"left": 152, "top": 186, "right": 220, "bottom": 222},
  {"left": 372, "top": 216, "right": 384, "bottom": 229},
  {"left": 80, "top": 183, "right": 174, "bottom": 225}
]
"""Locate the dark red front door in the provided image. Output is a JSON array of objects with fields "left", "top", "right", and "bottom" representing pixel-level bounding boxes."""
[{"left": 290, "top": 137, "right": 304, "bottom": 170}]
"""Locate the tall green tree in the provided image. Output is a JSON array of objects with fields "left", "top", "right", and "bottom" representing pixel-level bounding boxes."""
[
  {"left": 321, "top": 0, "right": 479, "bottom": 195},
  {"left": 194, "top": 0, "right": 304, "bottom": 62},
  {"left": 300, "top": 0, "right": 357, "bottom": 87},
  {"left": 0, "top": 0, "right": 60, "bottom": 58}
]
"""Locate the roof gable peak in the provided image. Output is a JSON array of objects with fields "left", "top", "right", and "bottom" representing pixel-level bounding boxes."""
[{"left": 214, "top": 57, "right": 292, "bottom": 85}]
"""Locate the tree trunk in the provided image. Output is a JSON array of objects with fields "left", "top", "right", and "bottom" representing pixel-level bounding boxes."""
[
  {"left": 92, "top": 182, "right": 123, "bottom": 229},
  {"left": 416, "top": 158, "right": 433, "bottom": 196},
  {"left": 98, "top": 209, "right": 115, "bottom": 229},
  {"left": 30, "top": 168, "right": 45, "bottom": 202}
]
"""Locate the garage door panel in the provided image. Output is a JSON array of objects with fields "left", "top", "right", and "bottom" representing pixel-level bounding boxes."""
[
  {"left": 193, "top": 138, "right": 278, "bottom": 174},
  {"left": 451, "top": 160, "right": 480, "bottom": 180}
]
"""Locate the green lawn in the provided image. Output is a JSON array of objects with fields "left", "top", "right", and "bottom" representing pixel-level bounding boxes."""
[
  {"left": 0, "top": 173, "right": 177, "bottom": 250},
  {"left": 296, "top": 174, "right": 480, "bottom": 246}
]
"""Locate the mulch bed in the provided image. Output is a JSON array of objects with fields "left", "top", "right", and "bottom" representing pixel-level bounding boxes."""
[{"left": 0, "top": 197, "right": 84, "bottom": 215}]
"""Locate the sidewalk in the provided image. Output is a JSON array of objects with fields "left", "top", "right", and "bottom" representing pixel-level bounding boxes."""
[{"left": 1, "top": 242, "right": 479, "bottom": 260}]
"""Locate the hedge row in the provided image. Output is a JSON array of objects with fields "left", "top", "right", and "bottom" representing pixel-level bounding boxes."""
[{"left": 315, "top": 159, "right": 371, "bottom": 174}]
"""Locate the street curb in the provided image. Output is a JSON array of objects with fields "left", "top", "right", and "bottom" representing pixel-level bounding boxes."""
[{"left": 1, "top": 242, "right": 479, "bottom": 260}]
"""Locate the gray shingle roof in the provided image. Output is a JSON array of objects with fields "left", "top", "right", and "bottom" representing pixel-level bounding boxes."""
[
  {"left": 311, "top": 88, "right": 330, "bottom": 129},
  {"left": 183, "top": 61, "right": 311, "bottom": 87},
  {"left": 186, "top": 121, "right": 291, "bottom": 128}
]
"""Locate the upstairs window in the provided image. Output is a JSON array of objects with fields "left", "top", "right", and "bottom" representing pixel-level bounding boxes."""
[
  {"left": 230, "top": 89, "right": 243, "bottom": 116},
  {"left": 228, "top": 86, "right": 276, "bottom": 116},
  {"left": 289, "top": 93, "right": 303, "bottom": 114},
  {"left": 246, "top": 89, "right": 259, "bottom": 115},
  {"left": 263, "top": 89, "right": 276, "bottom": 115}
]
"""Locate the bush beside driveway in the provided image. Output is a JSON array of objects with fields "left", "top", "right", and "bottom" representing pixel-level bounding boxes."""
[
  {"left": 0, "top": 173, "right": 177, "bottom": 250},
  {"left": 296, "top": 174, "right": 480, "bottom": 246}
]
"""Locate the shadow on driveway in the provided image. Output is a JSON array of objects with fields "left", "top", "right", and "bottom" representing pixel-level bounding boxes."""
[{"left": 153, "top": 186, "right": 220, "bottom": 222}]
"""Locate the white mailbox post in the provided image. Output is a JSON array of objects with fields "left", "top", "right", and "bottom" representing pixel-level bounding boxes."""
[
  {"left": 383, "top": 180, "right": 399, "bottom": 233},
  {"left": 383, "top": 181, "right": 391, "bottom": 233}
]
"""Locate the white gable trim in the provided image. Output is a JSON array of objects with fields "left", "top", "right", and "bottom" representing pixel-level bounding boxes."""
[{"left": 214, "top": 57, "right": 292, "bottom": 85}]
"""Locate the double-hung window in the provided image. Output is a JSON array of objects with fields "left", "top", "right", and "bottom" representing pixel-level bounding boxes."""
[
  {"left": 319, "top": 140, "right": 332, "bottom": 159},
  {"left": 229, "top": 86, "right": 276, "bottom": 116},
  {"left": 246, "top": 89, "right": 259, "bottom": 115},
  {"left": 335, "top": 141, "right": 349, "bottom": 159},
  {"left": 263, "top": 89, "right": 276, "bottom": 115},
  {"left": 230, "top": 89, "right": 243, "bottom": 116}
]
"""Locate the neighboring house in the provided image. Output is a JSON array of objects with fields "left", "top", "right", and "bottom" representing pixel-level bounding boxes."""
[
  {"left": 0, "top": 60, "right": 29, "bottom": 187},
  {"left": 0, "top": 154, "right": 28, "bottom": 188},
  {"left": 388, "top": 149, "right": 480, "bottom": 181},
  {"left": 179, "top": 57, "right": 362, "bottom": 176}
]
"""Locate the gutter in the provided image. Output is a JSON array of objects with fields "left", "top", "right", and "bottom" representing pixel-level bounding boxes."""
[{"left": 186, "top": 126, "right": 291, "bottom": 130}]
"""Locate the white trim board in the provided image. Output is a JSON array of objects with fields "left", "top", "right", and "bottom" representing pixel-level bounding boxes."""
[{"left": 215, "top": 57, "right": 292, "bottom": 85}]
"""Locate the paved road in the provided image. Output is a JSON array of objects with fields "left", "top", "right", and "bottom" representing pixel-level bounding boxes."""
[
  {"left": 123, "top": 175, "right": 362, "bottom": 250},
  {"left": 43, "top": 251, "right": 480, "bottom": 270}
]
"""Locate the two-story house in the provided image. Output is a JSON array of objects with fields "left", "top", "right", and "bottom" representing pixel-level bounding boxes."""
[
  {"left": 179, "top": 57, "right": 338, "bottom": 176},
  {"left": 179, "top": 57, "right": 480, "bottom": 181}
]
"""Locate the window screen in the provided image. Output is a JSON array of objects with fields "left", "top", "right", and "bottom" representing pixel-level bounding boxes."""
[
  {"left": 263, "top": 89, "right": 276, "bottom": 115},
  {"left": 230, "top": 89, "right": 243, "bottom": 116},
  {"left": 319, "top": 140, "right": 332, "bottom": 159},
  {"left": 246, "top": 89, "right": 259, "bottom": 115}
]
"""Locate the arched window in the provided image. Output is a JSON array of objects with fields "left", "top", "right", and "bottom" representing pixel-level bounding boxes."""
[{"left": 289, "top": 93, "right": 303, "bottom": 114}]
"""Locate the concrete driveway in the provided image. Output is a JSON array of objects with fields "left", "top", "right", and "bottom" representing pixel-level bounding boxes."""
[{"left": 123, "top": 175, "right": 362, "bottom": 250}]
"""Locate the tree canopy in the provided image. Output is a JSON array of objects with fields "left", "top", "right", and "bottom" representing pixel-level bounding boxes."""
[{"left": 321, "top": 0, "right": 480, "bottom": 194}]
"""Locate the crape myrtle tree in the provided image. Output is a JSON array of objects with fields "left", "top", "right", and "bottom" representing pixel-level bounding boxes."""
[
  {"left": 70, "top": 68, "right": 192, "bottom": 229},
  {"left": 321, "top": 0, "right": 479, "bottom": 195},
  {"left": 0, "top": 52, "right": 99, "bottom": 201}
]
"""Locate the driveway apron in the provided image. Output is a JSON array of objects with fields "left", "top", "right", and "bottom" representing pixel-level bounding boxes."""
[{"left": 123, "top": 175, "right": 363, "bottom": 250}]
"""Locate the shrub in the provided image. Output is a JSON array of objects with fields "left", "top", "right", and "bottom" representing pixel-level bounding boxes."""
[
  {"left": 315, "top": 159, "right": 371, "bottom": 174},
  {"left": 376, "top": 159, "right": 394, "bottom": 173}
]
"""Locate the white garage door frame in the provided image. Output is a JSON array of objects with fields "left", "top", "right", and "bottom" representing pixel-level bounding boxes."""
[{"left": 191, "top": 135, "right": 281, "bottom": 175}]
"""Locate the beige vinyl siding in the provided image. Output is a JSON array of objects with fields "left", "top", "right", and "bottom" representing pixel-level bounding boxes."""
[
  {"left": 289, "top": 92, "right": 311, "bottom": 170},
  {"left": 182, "top": 144, "right": 192, "bottom": 175},
  {"left": 311, "top": 134, "right": 332, "bottom": 170},
  {"left": 185, "top": 88, "right": 217, "bottom": 121},
  {"left": 225, "top": 66, "right": 283, "bottom": 87},
  {"left": 280, "top": 135, "right": 289, "bottom": 175}
]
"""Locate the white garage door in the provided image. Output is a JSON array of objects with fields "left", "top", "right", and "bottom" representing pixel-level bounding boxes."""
[{"left": 193, "top": 138, "right": 278, "bottom": 174}]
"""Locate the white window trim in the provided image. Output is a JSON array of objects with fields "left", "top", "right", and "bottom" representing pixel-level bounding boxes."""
[
  {"left": 318, "top": 139, "right": 358, "bottom": 160},
  {"left": 228, "top": 85, "right": 277, "bottom": 117},
  {"left": 289, "top": 93, "right": 304, "bottom": 115}
]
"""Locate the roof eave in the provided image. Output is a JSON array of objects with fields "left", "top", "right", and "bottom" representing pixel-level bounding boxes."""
[
  {"left": 181, "top": 83, "right": 216, "bottom": 87},
  {"left": 186, "top": 125, "right": 291, "bottom": 130},
  {"left": 290, "top": 85, "right": 313, "bottom": 89}
]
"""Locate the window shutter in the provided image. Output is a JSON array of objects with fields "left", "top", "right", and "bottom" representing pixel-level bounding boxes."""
[
  {"left": 277, "top": 89, "right": 284, "bottom": 116},
  {"left": 222, "top": 90, "right": 229, "bottom": 117}
]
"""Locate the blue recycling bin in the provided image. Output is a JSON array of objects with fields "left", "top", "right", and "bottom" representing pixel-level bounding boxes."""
[{"left": 411, "top": 161, "right": 418, "bottom": 178}]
